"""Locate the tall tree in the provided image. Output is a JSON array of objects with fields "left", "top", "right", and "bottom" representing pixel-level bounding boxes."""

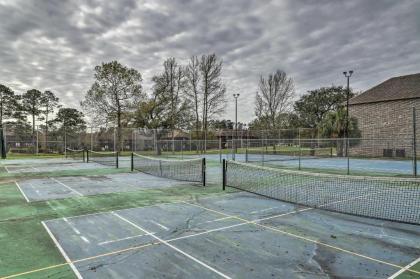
[
  {"left": 52, "top": 108, "right": 86, "bottom": 131},
  {"left": 40, "top": 90, "right": 60, "bottom": 144},
  {"left": 0, "top": 84, "right": 20, "bottom": 126},
  {"left": 152, "top": 57, "right": 190, "bottom": 133},
  {"left": 294, "top": 86, "right": 354, "bottom": 128},
  {"left": 255, "top": 70, "right": 295, "bottom": 129},
  {"left": 81, "top": 61, "right": 144, "bottom": 150},
  {"left": 185, "top": 56, "right": 201, "bottom": 135},
  {"left": 200, "top": 54, "right": 226, "bottom": 143},
  {"left": 21, "top": 89, "right": 43, "bottom": 135}
]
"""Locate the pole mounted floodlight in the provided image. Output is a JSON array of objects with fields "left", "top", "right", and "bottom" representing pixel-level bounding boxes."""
[
  {"left": 343, "top": 70, "right": 354, "bottom": 174},
  {"left": 233, "top": 93, "right": 240, "bottom": 136}
]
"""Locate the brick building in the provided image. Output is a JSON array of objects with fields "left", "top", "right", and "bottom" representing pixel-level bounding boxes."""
[{"left": 348, "top": 73, "right": 420, "bottom": 158}]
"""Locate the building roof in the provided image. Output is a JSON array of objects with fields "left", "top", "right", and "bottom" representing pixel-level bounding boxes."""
[{"left": 349, "top": 73, "right": 420, "bottom": 105}]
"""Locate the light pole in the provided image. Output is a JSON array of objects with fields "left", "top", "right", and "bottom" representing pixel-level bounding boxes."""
[
  {"left": 233, "top": 93, "right": 240, "bottom": 158},
  {"left": 343, "top": 70, "right": 353, "bottom": 174}
]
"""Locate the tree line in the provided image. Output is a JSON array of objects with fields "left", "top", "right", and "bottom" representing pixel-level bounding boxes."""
[
  {"left": 0, "top": 53, "right": 360, "bottom": 152},
  {"left": 250, "top": 70, "right": 360, "bottom": 139},
  {"left": 0, "top": 85, "right": 86, "bottom": 144}
]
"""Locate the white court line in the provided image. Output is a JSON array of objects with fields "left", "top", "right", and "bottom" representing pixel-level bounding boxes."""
[
  {"left": 98, "top": 233, "right": 154, "bottom": 246},
  {"left": 80, "top": 236, "right": 90, "bottom": 244},
  {"left": 388, "top": 257, "right": 420, "bottom": 279},
  {"left": 112, "top": 212, "right": 232, "bottom": 279},
  {"left": 42, "top": 221, "right": 83, "bottom": 279},
  {"left": 63, "top": 218, "right": 81, "bottom": 235},
  {"left": 150, "top": 220, "right": 169, "bottom": 231},
  {"left": 4, "top": 165, "right": 10, "bottom": 173},
  {"left": 50, "top": 177, "right": 83, "bottom": 197},
  {"left": 15, "top": 181, "right": 30, "bottom": 203}
]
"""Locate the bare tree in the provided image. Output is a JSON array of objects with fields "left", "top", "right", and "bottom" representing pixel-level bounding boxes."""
[
  {"left": 200, "top": 54, "right": 226, "bottom": 146},
  {"left": 152, "top": 58, "right": 190, "bottom": 131},
  {"left": 185, "top": 56, "right": 201, "bottom": 136},
  {"left": 255, "top": 70, "right": 295, "bottom": 129}
]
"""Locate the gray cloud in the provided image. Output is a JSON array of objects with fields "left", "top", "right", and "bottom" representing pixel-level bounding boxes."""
[{"left": 0, "top": 0, "right": 419, "bottom": 124}]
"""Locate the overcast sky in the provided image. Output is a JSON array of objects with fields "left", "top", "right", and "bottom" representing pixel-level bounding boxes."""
[{"left": 0, "top": 0, "right": 419, "bottom": 124}]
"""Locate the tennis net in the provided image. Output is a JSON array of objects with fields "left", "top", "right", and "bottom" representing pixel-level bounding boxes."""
[
  {"left": 132, "top": 153, "right": 205, "bottom": 185},
  {"left": 65, "top": 148, "right": 85, "bottom": 162},
  {"left": 245, "top": 147, "right": 333, "bottom": 163},
  {"left": 223, "top": 160, "right": 420, "bottom": 224},
  {"left": 87, "top": 150, "right": 119, "bottom": 168}
]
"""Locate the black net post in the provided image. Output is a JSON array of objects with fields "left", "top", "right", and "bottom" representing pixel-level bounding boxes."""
[
  {"left": 131, "top": 153, "right": 134, "bottom": 171},
  {"left": 202, "top": 158, "right": 206, "bottom": 186},
  {"left": 0, "top": 126, "right": 6, "bottom": 159},
  {"left": 222, "top": 159, "right": 226, "bottom": 190},
  {"left": 413, "top": 107, "right": 417, "bottom": 177},
  {"left": 86, "top": 150, "right": 90, "bottom": 163},
  {"left": 116, "top": 152, "right": 119, "bottom": 168}
]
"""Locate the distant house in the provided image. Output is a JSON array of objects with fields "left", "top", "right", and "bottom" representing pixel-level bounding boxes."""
[{"left": 349, "top": 73, "right": 420, "bottom": 158}]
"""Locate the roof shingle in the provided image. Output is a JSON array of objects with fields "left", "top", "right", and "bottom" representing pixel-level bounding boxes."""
[{"left": 349, "top": 73, "right": 420, "bottom": 105}]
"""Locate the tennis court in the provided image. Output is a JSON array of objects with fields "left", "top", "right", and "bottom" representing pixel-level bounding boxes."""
[
  {"left": 16, "top": 172, "right": 203, "bottom": 202},
  {"left": 43, "top": 192, "right": 420, "bottom": 278},
  {"left": 178, "top": 153, "right": 420, "bottom": 175}
]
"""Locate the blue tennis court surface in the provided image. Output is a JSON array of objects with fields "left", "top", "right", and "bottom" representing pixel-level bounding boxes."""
[{"left": 178, "top": 154, "right": 419, "bottom": 175}]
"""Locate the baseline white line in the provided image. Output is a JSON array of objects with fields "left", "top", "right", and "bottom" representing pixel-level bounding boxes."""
[
  {"left": 112, "top": 212, "right": 232, "bottom": 279},
  {"left": 42, "top": 221, "right": 83, "bottom": 279},
  {"left": 15, "top": 181, "right": 30, "bottom": 203},
  {"left": 388, "top": 257, "right": 420, "bottom": 279},
  {"left": 50, "top": 177, "right": 83, "bottom": 197}
]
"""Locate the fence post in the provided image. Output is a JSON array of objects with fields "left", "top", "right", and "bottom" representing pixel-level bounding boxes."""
[
  {"left": 219, "top": 137, "right": 222, "bottom": 163},
  {"left": 413, "top": 107, "right": 417, "bottom": 177},
  {"left": 202, "top": 158, "right": 206, "bottom": 186},
  {"left": 90, "top": 127, "right": 93, "bottom": 151},
  {"left": 346, "top": 138, "right": 350, "bottom": 175},
  {"left": 36, "top": 128, "right": 39, "bottom": 155},
  {"left": 222, "top": 159, "right": 226, "bottom": 190},
  {"left": 64, "top": 127, "right": 67, "bottom": 156}
]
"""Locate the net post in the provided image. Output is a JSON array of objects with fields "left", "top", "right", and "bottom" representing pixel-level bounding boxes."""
[
  {"left": 86, "top": 150, "right": 90, "bottom": 163},
  {"left": 116, "top": 152, "right": 119, "bottom": 168},
  {"left": 131, "top": 152, "right": 134, "bottom": 172},
  {"left": 202, "top": 158, "right": 206, "bottom": 186},
  {"left": 413, "top": 107, "right": 417, "bottom": 177},
  {"left": 222, "top": 159, "right": 226, "bottom": 190}
]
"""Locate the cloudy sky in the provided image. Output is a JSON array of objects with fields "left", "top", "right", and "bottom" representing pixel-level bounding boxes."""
[{"left": 0, "top": 0, "right": 419, "bottom": 124}]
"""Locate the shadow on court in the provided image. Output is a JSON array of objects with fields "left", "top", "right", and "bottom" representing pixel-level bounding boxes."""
[{"left": 43, "top": 192, "right": 420, "bottom": 278}]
